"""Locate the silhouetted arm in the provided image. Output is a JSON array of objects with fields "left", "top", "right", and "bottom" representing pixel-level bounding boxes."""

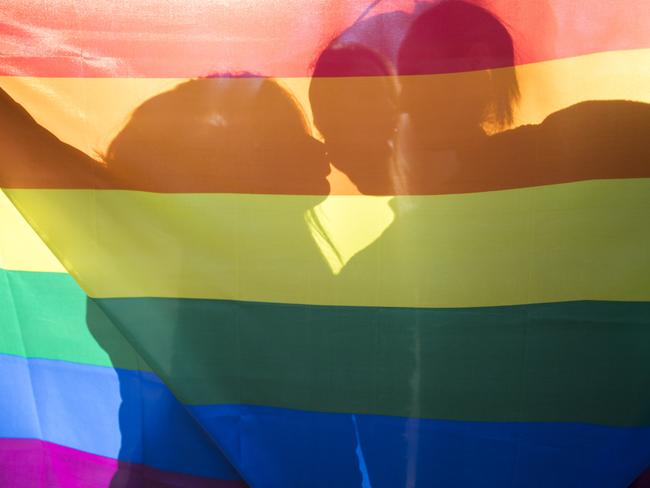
[
  {"left": 0, "top": 86, "right": 103, "bottom": 188},
  {"left": 479, "top": 100, "right": 650, "bottom": 192}
]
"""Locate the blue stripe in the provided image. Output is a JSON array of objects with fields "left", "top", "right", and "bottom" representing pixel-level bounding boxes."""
[
  {"left": 0, "top": 353, "right": 240, "bottom": 480},
  {"left": 191, "top": 404, "right": 650, "bottom": 488},
  {"left": 4, "top": 355, "right": 650, "bottom": 487}
]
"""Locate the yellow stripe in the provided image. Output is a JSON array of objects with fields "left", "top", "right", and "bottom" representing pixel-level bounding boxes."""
[
  {"left": 4, "top": 178, "right": 649, "bottom": 307},
  {"left": 1, "top": 48, "right": 648, "bottom": 164},
  {"left": 0, "top": 191, "right": 65, "bottom": 273}
]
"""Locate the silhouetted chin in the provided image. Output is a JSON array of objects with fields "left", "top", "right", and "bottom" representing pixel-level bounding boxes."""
[{"left": 309, "top": 178, "right": 331, "bottom": 200}]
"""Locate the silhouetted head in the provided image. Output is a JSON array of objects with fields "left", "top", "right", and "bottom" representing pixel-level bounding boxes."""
[
  {"left": 310, "top": 42, "right": 398, "bottom": 194},
  {"left": 106, "top": 76, "right": 329, "bottom": 199},
  {"left": 398, "top": 1, "right": 519, "bottom": 149}
]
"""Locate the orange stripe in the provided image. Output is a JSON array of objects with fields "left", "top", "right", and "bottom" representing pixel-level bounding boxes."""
[{"left": 1, "top": 53, "right": 649, "bottom": 195}]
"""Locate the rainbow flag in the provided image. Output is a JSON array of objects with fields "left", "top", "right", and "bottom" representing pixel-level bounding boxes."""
[{"left": 1, "top": 0, "right": 650, "bottom": 486}]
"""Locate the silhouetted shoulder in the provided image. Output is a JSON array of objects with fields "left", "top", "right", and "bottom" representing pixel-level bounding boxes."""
[
  {"left": 482, "top": 100, "right": 650, "bottom": 188},
  {"left": 537, "top": 100, "right": 650, "bottom": 177},
  {"left": 471, "top": 123, "right": 543, "bottom": 189},
  {"left": 541, "top": 100, "right": 650, "bottom": 133}
]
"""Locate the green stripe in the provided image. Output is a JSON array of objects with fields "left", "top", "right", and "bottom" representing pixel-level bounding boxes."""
[
  {"left": 95, "top": 295, "right": 650, "bottom": 426},
  {"left": 4, "top": 268, "right": 649, "bottom": 426},
  {"left": 0, "top": 268, "right": 150, "bottom": 371}
]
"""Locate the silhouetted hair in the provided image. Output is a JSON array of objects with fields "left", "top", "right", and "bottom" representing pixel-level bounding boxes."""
[
  {"left": 310, "top": 41, "right": 398, "bottom": 140},
  {"left": 106, "top": 76, "right": 307, "bottom": 170},
  {"left": 311, "top": 40, "right": 394, "bottom": 78},
  {"left": 398, "top": 0, "right": 519, "bottom": 127}
]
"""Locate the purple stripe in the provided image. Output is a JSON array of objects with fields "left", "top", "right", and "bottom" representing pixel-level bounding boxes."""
[{"left": 0, "top": 438, "right": 247, "bottom": 488}]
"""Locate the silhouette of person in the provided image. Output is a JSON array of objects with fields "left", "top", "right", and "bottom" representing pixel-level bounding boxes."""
[
  {"left": 104, "top": 76, "right": 330, "bottom": 195},
  {"left": 115, "top": 77, "right": 365, "bottom": 488},
  {"left": 396, "top": 0, "right": 521, "bottom": 193},
  {"left": 307, "top": 1, "right": 433, "bottom": 196},
  {"left": 333, "top": 2, "right": 650, "bottom": 485},
  {"left": 101, "top": 76, "right": 340, "bottom": 487},
  {"left": 0, "top": 76, "right": 353, "bottom": 486},
  {"left": 396, "top": 0, "right": 650, "bottom": 194},
  {"left": 310, "top": 41, "right": 399, "bottom": 194}
]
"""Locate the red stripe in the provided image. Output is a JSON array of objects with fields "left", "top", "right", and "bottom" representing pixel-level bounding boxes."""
[{"left": 0, "top": 0, "right": 648, "bottom": 78}]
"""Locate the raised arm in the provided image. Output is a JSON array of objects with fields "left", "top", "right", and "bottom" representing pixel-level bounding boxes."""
[{"left": 0, "top": 86, "right": 103, "bottom": 189}]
